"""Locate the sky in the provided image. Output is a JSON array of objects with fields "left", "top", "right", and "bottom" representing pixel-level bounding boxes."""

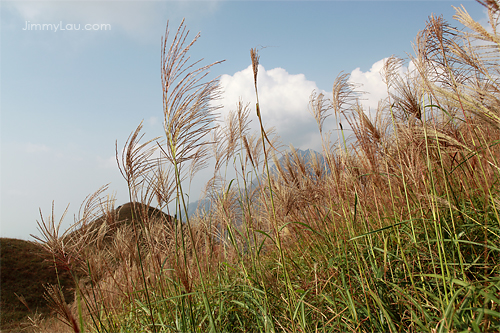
[{"left": 1, "top": 0, "right": 487, "bottom": 240}]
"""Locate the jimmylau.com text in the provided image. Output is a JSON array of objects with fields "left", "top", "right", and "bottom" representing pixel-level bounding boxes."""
[{"left": 22, "top": 21, "right": 111, "bottom": 32}]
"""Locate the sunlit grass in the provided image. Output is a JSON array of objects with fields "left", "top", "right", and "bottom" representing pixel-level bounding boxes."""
[{"left": 30, "top": 2, "right": 500, "bottom": 332}]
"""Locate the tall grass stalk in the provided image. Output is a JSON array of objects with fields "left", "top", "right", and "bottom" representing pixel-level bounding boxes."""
[
  {"left": 250, "top": 48, "right": 299, "bottom": 332},
  {"left": 32, "top": 3, "right": 500, "bottom": 332}
]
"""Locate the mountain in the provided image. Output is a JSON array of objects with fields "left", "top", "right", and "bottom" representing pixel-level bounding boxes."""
[
  {"left": 0, "top": 238, "right": 74, "bottom": 331},
  {"left": 186, "top": 148, "right": 325, "bottom": 217},
  {"left": 269, "top": 148, "right": 326, "bottom": 177}
]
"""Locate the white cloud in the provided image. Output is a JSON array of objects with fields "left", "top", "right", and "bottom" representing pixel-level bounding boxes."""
[
  {"left": 348, "top": 57, "right": 421, "bottom": 113},
  {"left": 218, "top": 65, "right": 329, "bottom": 150},
  {"left": 348, "top": 58, "right": 389, "bottom": 112},
  {"left": 347, "top": 6, "right": 493, "bottom": 114}
]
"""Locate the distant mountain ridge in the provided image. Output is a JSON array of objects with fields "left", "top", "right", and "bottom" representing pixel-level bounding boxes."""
[
  {"left": 269, "top": 148, "right": 326, "bottom": 176},
  {"left": 187, "top": 148, "right": 325, "bottom": 217}
]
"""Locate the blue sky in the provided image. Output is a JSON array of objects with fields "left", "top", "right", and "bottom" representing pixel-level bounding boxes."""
[{"left": 1, "top": 0, "right": 486, "bottom": 240}]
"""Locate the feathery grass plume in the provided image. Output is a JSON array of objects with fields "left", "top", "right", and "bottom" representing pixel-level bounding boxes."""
[
  {"left": 477, "top": 0, "right": 500, "bottom": 13},
  {"left": 309, "top": 91, "right": 332, "bottom": 135},
  {"left": 116, "top": 121, "right": 161, "bottom": 206},
  {"left": 250, "top": 48, "right": 259, "bottom": 89},
  {"left": 70, "top": 185, "right": 115, "bottom": 248},
  {"left": 204, "top": 101, "right": 253, "bottom": 250},
  {"left": 413, "top": 8, "right": 500, "bottom": 182},
  {"left": 31, "top": 203, "right": 73, "bottom": 271},
  {"left": 242, "top": 135, "right": 255, "bottom": 169},
  {"left": 221, "top": 101, "right": 253, "bottom": 191},
  {"left": 24, "top": 6, "right": 500, "bottom": 332},
  {"left": 450, "top": 4, "right": 500, "bottom": 130},
  {"left": 32, "top": 185, "right": 110, "bottom": 277},
  {"left": 308, "top": 90, "right": 341, "bottom": 179},
  {"left": 413, "top": 14, "right": 481, "bottom": 137},
  {"left": 250, "top": 48, "right": 277, "bottom": 154},
  {"left": 31, "top": 186, "right": 128, "bottom": 333},
  {"left": 383, "top": 56, "right": 423, "bottom": 121},
  {"left": 95, "top": 194, "right": 117, "bottom": 240},
  {"left": 161, "top": 19, "right": 223, "bottom": 172},
  {"left": 215, "top": 101, "right": 252, "bottom": 175},
  {"left": 331, "top": 72, "right": 361, "bottom": 118},
  {"left": 204, "top": 104, "right": 258, "bottom": 258},
  {"left": 331, "top": 72, "right": 362, "bottom": 156},
  {"left": 160, "top": 19, "right": 224, "bottom": 332},
  {"left": 345, "top": 102, "right": 385, "bottom": 173},
  {"left": 43, "top": 284, "right": 80, "bottom": 333},
  {"left": 236, "top": 99, "right": 252, "bottom": 138},
  {"left": 243, "top": 132, "right": 263, "bottom": 170},
  {"left": 202, "top": 123, "right": 231, "bottom": 232},
  {"left": 250, "top": 47, "right": 303, "bottom": 332},
  {"left": 150, "top": 156, "right": 176, "bottom": 209},
  {"left": 213, "top": 112, "right": 237, "bottom": 174},
  {"left": 115, "top": 125, "right": 163, "bottom": 327},
  {"left": 233, "top": 100, "right": 253, "bottom": 186},
  {"left": 463, "top": 1, "right": 500, "bottom": 54},
  {"left": 115, "top": 121, "right": 159, "bottom": 193},
  {"left": 270, "top": 148, "right": 328, "bottom": 226}
]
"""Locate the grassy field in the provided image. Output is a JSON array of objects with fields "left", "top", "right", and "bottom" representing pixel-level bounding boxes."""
[
  {"left": 6, "top": 2, "right": 500, "bottom": 332},
  {"left": 0, "top": 237, "right": 74, "bottom": 332},
  {"left": 0, "top": 203, "right": 173, "bottom": 332}
]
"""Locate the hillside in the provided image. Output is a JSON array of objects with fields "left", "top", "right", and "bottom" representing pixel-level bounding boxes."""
[
  {"left": 0, "top": 237, "right": 73, "bottom": 332},
  {"left": 0, "top": 202, "right": 174, "bottom": 332},
  {"left": 65, "top": 201, "right": 174, "bottom": 246}
]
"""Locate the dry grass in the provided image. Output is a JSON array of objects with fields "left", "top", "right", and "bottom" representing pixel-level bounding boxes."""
[{"left": 26, "top": 2, "right": 500, "bottom": 332}]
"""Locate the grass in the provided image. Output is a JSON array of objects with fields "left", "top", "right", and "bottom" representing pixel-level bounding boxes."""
[
  {"left": 0, "top": 238, "right": 73, "bottom": 332},
  {"left": 0, "top": 202, "right": 174, "bottom": 332},
  {"left": 10, "top": 1, "right": 500, "bottom": 332}
]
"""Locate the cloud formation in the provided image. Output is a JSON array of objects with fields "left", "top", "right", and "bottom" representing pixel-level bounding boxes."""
[
  {"left": 348, "top": 58, "right": 389, "bottom": 112},
  {"left": 217, "top": 60, "right": 412, "bottom": 152},
  {"left": 218, "top": 65, "right": 329, "bottom": 150},
  {"left": 348, "top": 57, "right": 418, "bottom": 114}
]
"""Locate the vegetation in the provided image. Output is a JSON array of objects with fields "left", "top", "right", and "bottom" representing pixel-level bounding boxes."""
[
  {"left": 0, "top": 202, "right": 173, "bottom": 332},
  {"left": 0, "top": 237, "right": 73, "bottom": 332},
  {"left": 7, "top": 1, "right": 500, "bottom": 331}
]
